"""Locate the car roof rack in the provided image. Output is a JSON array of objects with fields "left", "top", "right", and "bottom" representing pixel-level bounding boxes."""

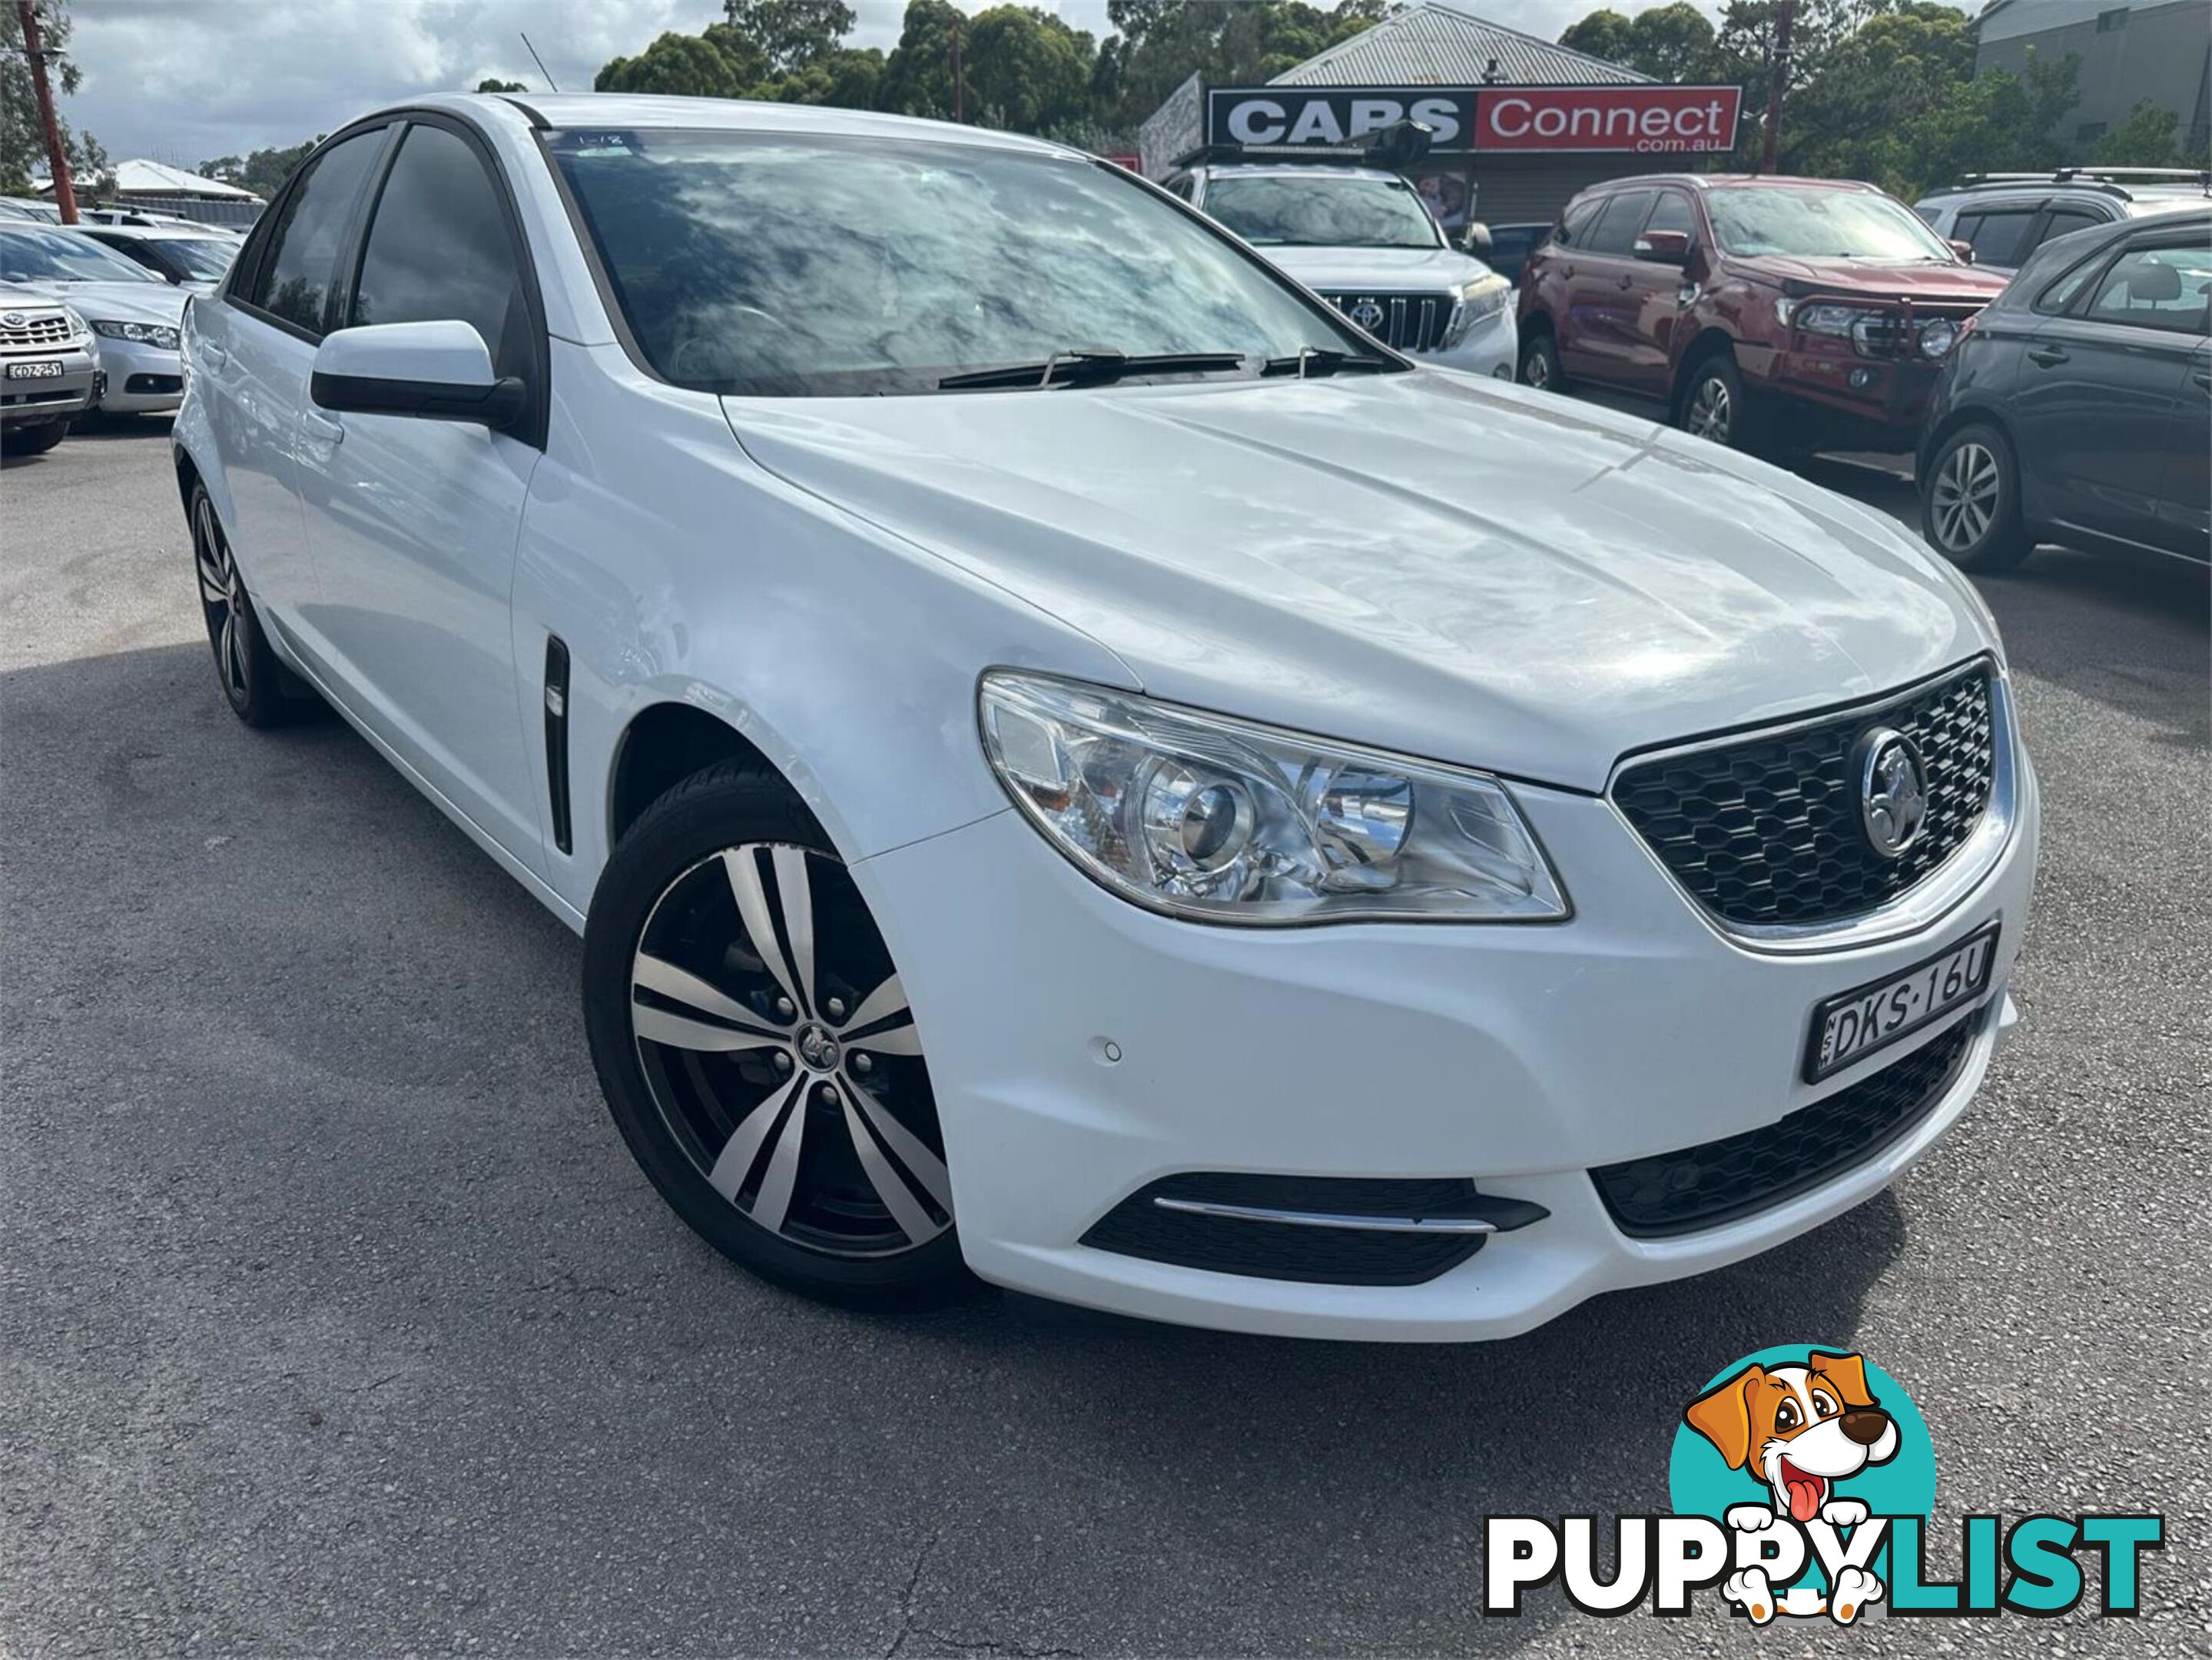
[
  {"left": 1172, "top": 119, "right": 1435, "bottom": 176},
  {"left": 1945, "top": 167, "right": 2212, "bottom": 201}
]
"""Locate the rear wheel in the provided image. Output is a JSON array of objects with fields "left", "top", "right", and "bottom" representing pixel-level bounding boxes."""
[
  {"left": 190, "top": 483, "right": 307, "bottom": 727},
  {"left": 1517, "top": 329, "right": 1566, "bottom": 393},
  {"left": 582, "top": 762, "right": 965, "bottom": 1305},
  {"left": 1922, "top": 423, "right": 2031, "bottom": 571}
]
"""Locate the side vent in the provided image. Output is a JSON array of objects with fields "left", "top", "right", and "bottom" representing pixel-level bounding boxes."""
[{"left": 543, "top": 635, "right": 572, "bottom": 855}]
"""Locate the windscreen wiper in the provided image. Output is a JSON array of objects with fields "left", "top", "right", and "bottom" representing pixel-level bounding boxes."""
[
  {"left": 1260, "top": 347, "right": 1399, "bottom": 379},
  {"left": 937, "top": 350, "right": 1252, "bottom": 390}
]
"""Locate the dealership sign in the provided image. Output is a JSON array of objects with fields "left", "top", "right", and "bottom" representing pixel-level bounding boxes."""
[{"left": 1206, "top": 85, "right": 1742, "bottom": 154}]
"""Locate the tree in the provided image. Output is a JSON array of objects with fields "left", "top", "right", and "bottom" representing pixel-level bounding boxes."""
[
  {"left": 877, "top": 0, "right": 963, "bottom": 121},
  {"left": 1099, "top": 0, "right": 1382, "bottom": 131},
  {"left": 595, "top": 29, "right": 759, "bottom": 97},
  {"left": 963, "top": 7, "right": 1096, "bottom": 134},
  {"left": 1, "top": 0, "right": 104, "bottom": 197},
  {"left": 198, "top": 138, "right": 322, "bottom": 201},
  {"left": 721, "top": 0, "right": 856, "bottom": 77},
  {"left": 476, "top": 77, "right": 528, "bottom": 93},
  {"left": 761, "top": 46, "right": 885, "bottom": 109},
  {"left": 2091, "top": 99, "right": 2203, "bottom": 167}
]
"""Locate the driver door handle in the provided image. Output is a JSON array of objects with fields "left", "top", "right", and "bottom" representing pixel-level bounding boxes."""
[
  {"left": 2027, "top": 344, "right": 2070, "bottom": 367},
  {"left": 302, "top": 410, "right": 345, "bottom": 446}
]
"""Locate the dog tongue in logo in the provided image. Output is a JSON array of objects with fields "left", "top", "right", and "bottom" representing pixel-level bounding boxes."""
[{"left": 1780, "top": 1459, "right": 1825, "bottom": 1522}]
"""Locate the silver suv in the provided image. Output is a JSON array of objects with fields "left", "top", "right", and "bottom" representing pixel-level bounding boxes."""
[
  {"left": 1915, "top": 167, "right": 2212, "bottom": 275},
  {"left": 0, "top": 284, "right": 96, "bottom": 455}
]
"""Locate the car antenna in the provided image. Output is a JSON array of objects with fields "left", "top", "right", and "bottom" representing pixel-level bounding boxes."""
[{"left": 520, "top": 32, "right": 559, "bottom": 93}]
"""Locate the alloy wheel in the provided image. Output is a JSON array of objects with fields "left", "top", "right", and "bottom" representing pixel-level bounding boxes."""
[
  {"left": 1523, "top": 349, "right": 1551, "bottom": 390},
  {"left": 1929, "top": 440, "right": 2000, "bottom": 554},
  {"left": 628, "top": 842, "right": 951, "bottom": 1257},
  {"left": 1686, "top": 374, "right": 1733, "bottom": 443},
  {"left": 192, "top": 493, "right": 249, "bottom": 702}
]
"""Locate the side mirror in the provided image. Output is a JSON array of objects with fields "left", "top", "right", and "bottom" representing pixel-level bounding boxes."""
[
  {"left": 1461, "top": 220, "right": 1493, "bottom": 257},
  {"left": 1634, "top": 229, "right": 1691, "bottom": 265},
  {"left": 310, "top": 320, "right": 525, "bottom": 430},
  {"left": 1948, "top": 238, "right": 1975, "bottom": 264}
]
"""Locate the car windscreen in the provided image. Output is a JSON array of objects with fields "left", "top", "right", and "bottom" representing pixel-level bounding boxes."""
[
  {"left": 546, "top": 128, "right": 1371, "bottom": 397},
  {"left": 1201, "top": 173, "right": 1442, "bottom": 250},
  {"left": 1706, "top": 187, "right": 1955, "bottom": 262},
  {"left": 0, "top": 225, "right": 164, "bottom": 284},
  {"left": 158, "top": 238, "right": 238, "bottom": 280}
]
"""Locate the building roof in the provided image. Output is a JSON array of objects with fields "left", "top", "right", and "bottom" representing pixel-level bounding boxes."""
[
  {"left": 35, "top": 159, "right": 261, "bottom": 201},
  {"left": 1271, "top": 2, "right": 1653, "bottom": 88}
]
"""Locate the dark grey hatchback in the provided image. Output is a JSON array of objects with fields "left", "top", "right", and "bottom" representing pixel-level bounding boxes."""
[{"left": 1919, "top": 208, "right": 2209, "bottom": 569}]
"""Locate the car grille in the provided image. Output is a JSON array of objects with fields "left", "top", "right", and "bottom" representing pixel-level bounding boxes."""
[
  {"left": 1316, "top": 290, "right": 1455, "bottom": 353},
  {"left": 1083, "top": 1174, "right": 1507, "bottom": 1285},
  {"left": 1591, "top": 1011, "right": 1980, "bottom": 1237},
  {"left": 1, "top": 313, "right": 73, "bottom": 351},
  {"left": 1612, "top": 662, "right": 1997, "bottom": 929}
]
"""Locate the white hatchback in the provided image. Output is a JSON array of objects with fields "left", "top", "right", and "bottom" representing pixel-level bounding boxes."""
[{"left": 174, "top": 95, "right": 2038, "bottom": 1340}]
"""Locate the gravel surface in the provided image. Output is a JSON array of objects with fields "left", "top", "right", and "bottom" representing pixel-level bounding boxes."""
[{"left": 2, "top": 420, "right": 2207, "bottom": 1658}]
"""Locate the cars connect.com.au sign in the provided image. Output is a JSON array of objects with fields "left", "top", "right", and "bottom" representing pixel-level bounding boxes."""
[{"left": 1205, "top": 85, "right": 1743, "bottom": 155}]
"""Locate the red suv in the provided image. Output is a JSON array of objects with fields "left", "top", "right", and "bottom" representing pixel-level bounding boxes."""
[{"left": 1516, "top": 175, "right": 2008, "bottom": 456}]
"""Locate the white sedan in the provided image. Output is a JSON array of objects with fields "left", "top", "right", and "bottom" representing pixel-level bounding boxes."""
[{"left": 172, "top": 95, "right": 2036, "bottom": 1341}]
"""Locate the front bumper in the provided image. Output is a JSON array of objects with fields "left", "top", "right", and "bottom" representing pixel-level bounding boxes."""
[
  {"left": 88, "top": 335, "right": 184, "bottom": 413},
  {"left": 1743, "top": 340, "right": 1952, "bottom": 447},
  {"left": 1414, "top": 304, "right": 1517, "bottom": 380},
  {"left": 857, "top": 736, "right": 2038, "bottom": 1342},
  {"left": 1, "top": 345, "right": 97, "bottom": 428}
]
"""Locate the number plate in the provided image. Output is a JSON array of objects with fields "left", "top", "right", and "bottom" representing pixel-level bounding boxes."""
[
  {"left": 1803, "top": 922, "right": 1998, "bottom": 1083},
  {"left": 5, "top": 360, "right": 63, "bottom": 380}
]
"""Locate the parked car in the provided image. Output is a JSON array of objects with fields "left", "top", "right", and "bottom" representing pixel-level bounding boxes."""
[
  {"left": 1915, "top": 168, "right": 2211, "bottom": 277},
  {"left": 176, "top": 95, "right": 2035, "bottom": 1341},
  {"left": 0, "top": 282, "right": 98, "bottom": 453},
  {"left": 0, "top": 223, "right": 188, "bottom": 417},
  {"left": 0, "top": 196, "right": 62, "bottom": 224},
  {"left": 1166, "top": 136, "right": 1517, "bottom": 379},
  {"left": 1920, "top": 209, "right": 2209, "bottom": 570},
  {"left": 72, "top": 223, "right": 238, "bottom": 291},
  {"left": 1517, "top": 174, "right": 2008, "bottom": 456}
]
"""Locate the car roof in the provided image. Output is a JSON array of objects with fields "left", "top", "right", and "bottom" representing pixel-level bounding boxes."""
[
  {"left": 1582, "top": 174, "right": 1881, "bottom": 195},
  {"left": 416, "top": 91, "right": 1070, "bottom": 159},
  {"left": 74, "top": 223, "right": 231, "bottom": 241},
  {"left": 1194, "top": 163, "right": 1404, "bottom": 182}
]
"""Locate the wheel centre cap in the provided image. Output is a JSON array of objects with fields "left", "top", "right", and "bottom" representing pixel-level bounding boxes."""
[{"left": 796, "top": 1023, "right": 841, "bottom": 1072}]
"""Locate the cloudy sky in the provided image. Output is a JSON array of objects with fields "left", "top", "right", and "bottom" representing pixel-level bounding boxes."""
[{"left": 61, "top": 0, "right": 1730, "bottom": 171}]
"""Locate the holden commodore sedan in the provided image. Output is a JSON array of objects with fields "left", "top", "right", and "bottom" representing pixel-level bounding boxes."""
[{"left": 173, "top": 96, "right": 2037, "bottom": 1340}]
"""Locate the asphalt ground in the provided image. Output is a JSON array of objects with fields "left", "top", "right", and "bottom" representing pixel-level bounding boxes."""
[{"left": 2, "top": 417, "right": 2207, "bottom": 1658}]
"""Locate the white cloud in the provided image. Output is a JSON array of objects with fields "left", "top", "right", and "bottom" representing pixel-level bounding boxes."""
[{"left": 61, "top": 0, "right": 1728, "bottom": 171}]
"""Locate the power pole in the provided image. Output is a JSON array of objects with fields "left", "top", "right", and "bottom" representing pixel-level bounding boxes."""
[
  {"left": 1759, "top": 0, "right": 1796, "bottom": 176},
  {"left": 950, "top": 12, "right": 964, "bottom": 124},
  {"left": 15, "top": 0, "right": 78, "bottom": 223}
]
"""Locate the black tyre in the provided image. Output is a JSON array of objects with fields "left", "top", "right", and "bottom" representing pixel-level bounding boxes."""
[
  {"left": 1921, "top": 422, "right": 2031, "bottom": 572},
  {"left": 1517, "top": 327, "right": 1566, "bottom": 393},
  {"left": 582, "top": 760, "right": 966, "bottom": 1305},
  {"left": 189, "top": 482, "right": 311, "bottom": 727},
  {"left": 2, "top": 421, "right": 67, "bottom": 456}
]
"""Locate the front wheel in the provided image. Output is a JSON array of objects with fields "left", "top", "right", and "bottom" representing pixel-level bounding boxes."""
[
  {"left": 582, "top": 761, "right": 965, "bottom": 1305},
  {"left": 1679, "top": 354, "right": 1749, "bottom": 449},
  {"left": 1921, "top": 423, "right": 2031, "bottom": 572},
  {"left": 2, "top": 421, "right": 67, "bottom": 456}
]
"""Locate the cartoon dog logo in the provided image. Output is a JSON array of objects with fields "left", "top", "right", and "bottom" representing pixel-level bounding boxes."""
[{"left": 1683, "top": 1350, "right": 1899, "bottom": 1625}]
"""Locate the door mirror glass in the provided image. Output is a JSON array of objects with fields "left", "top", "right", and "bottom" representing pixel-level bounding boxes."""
[
  {"left": 1461, "top": 220, "right": 1493, "bottom": 256},
  {"left": 1634, "top": 229, "right": 1691, "bottom": 265},
  {"left": 310, "top": 320, "right": 526, "bottom": 428}
]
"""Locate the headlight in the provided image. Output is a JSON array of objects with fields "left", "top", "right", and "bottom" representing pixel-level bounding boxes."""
[
  {"left": 60, "top": 304, "right": 89, "bottom": 342},
  {"left": 977, "top": 672, "right": 1568, "bottom": 925},
  {"left": 88, "top": 319, "right": 180, "bottom": 350},
  {"left": 1444, "top": 275, "right": 1512, "bottom": 347},
  {"left": 1917, "top": 317, "right": 1958, "bottom": 358},
  {"left": 1789, "top": 303, "right": 1862, "bottom": 337}
]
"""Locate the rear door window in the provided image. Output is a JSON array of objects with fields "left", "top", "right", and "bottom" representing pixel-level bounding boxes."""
[
  {"left": 241, "top": 129, "right": 385, "bottom": 337},
  {"left": 1584, "top": 191, "right": 1657, "bottom": 257},
  {"left": 2084, "top": 241, "right": 2212, "bottom": 336}
]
